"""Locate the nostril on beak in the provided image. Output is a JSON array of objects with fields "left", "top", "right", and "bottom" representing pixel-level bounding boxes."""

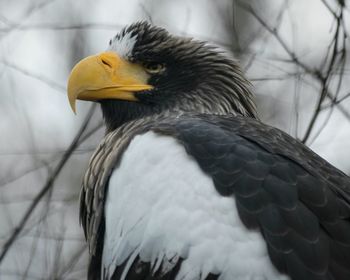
[{"left": 101, "top": 57, "right": 113, "bottom": 68}]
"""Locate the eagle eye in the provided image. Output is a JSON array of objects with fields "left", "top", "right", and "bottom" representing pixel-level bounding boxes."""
[{"left": 144, "top": 63, "right": 165, "bottom": 74}]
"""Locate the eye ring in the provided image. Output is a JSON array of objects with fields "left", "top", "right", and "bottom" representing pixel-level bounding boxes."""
[{"left": 144, "top": 63, "right": 166, "bottom": 74}]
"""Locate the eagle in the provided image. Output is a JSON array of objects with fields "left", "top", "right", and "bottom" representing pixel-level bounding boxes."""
[{"left": 67, "top": 22, "right": 350, "bottom": 280}]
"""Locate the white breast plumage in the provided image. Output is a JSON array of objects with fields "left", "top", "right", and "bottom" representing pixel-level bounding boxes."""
[{"left": 102, "top": 131, "right": 289, "bottom": 280}]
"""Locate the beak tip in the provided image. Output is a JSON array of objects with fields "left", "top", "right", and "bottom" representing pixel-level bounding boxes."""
[
  {"left": 68, "top": 96, "right": 77, "bottom": 114},
  {"left": 71, "top": 105, "right": 77, "bottom": 115}
]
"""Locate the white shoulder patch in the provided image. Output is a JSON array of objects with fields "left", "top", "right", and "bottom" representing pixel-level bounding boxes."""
[
  {"left": 108, "top": 32, "right": 137, "bottom": 59},
  {"left": 102, "top": 132, "right": 289, "bottom": 280}
]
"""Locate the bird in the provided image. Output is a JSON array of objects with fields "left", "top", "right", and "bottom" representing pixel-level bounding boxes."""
[{"left": 67, "top": 21, "right": 350, "bottom": 280}]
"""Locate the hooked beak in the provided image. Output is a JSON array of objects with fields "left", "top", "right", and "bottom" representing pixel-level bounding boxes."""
[{"left": 67, "top": 52, "right": 153, "bottom": 113}]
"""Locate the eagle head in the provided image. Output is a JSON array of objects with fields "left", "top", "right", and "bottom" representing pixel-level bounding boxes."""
[{"left": 68, "top": 22, "right": 257, "bottom": 131}]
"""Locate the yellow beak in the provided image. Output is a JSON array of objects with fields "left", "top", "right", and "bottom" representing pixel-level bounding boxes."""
[{"left": 67, "top": 52, "right": 153, "bottom": 113}]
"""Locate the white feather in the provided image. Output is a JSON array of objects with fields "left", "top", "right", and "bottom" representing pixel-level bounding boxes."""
[
  {"left": 102, "top": 132, "right": 289, "bottom": 280},
  {"left": 108, "top": 32, "right": 137, "bottom": 59}
]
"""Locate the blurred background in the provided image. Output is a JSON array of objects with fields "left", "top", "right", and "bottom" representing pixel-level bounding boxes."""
[{"left": 0, "top": 0, "right": 349, "bottom": 279}]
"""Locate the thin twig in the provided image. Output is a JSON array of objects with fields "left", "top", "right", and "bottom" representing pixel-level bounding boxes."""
[
  {"left": 0, "top": 60, "right": 65, "bottom": 93},
  {"left": 0, "top": 121, "right": 102, "bottom": 188},
  {"left": 237, "top": 1, "right": 313, "bottom": 73},
  {"left": 320, "top": 0, "right": 338, "bottom": 17},
  {"left": 237, "top": 0, "right": 348, "bottom": 143},
  {"left": 0, "top": 22, "right": 123, "bottom": 32},
  {"left": 0, "top": 104, "right": 96, "bottom": 265}
]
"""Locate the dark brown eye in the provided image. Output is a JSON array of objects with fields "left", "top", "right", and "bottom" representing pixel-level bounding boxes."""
[{"left": 144, "top": 63, "right": 165, "bottom": 74}]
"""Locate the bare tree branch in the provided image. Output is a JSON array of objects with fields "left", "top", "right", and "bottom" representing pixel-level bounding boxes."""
[
  {"left": 0, "top": 60, "right": 65, "bottom": 93},
  {"left": 0, "top": 104, "right": 96, "bottom": 265},
  {"left": 0, "top": 22, "right": 123, "bottom": 32},
  {"left": 237, "top": 0, "right": 348, "bottom": 143}
]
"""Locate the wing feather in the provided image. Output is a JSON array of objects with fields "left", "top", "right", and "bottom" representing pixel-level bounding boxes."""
[{"left": 80, "top": 114, "right": 350, "bottom": 280}]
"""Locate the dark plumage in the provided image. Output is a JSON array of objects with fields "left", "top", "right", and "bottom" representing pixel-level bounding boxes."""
[
  {"left": 82, "top": 113, "right": 350, "bottom": 280},
  {"left": 101, "top": 22, "right": 257, "bottom": 132},
  {"left": 70, "top": 22, "right": 350, "bottom": 280}
]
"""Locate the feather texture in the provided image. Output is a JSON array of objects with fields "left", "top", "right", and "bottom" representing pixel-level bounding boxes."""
[
  {"left": 102, "top": 131, "right": 289, "bottom": 280},
  {"left": 80, "top": 113, "right": 350, "bottom": 280}
]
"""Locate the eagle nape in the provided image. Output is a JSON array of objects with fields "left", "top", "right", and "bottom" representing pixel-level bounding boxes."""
[{"left": 67, "top": 21, "right": 350, "bottom": 280}]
